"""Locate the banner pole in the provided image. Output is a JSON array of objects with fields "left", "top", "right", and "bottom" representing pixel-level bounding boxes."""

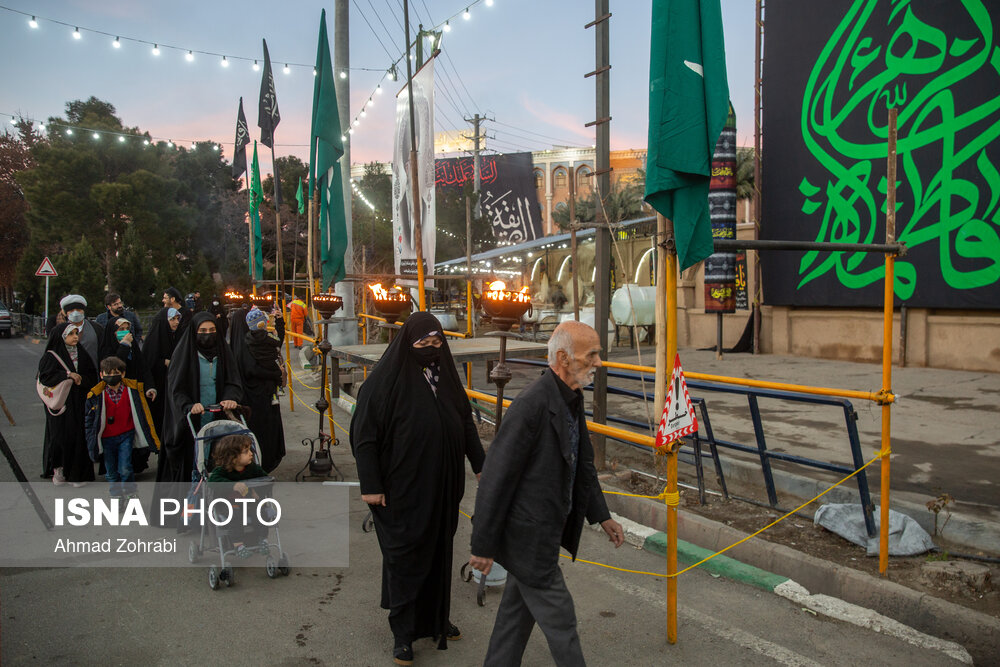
[
  {"left": 879, "top": 107, "right": 898, "bottom": 575},
  {"left": 664, "top": 215, "right": 679, "bottom": 645}
]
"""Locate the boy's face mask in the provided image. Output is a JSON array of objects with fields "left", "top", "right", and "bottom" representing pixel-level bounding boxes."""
[{"left": 102, "top": 374, "right": 123, "bottom": 386}]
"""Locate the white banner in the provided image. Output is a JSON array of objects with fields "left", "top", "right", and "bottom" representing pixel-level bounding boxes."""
[{"left": 392, "top": 58, "right": 436, "bottom": 287}]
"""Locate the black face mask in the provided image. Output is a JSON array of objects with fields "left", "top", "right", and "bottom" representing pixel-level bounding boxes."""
[
  {"left": 102, "top": 375, "right": 123, "bottom": 386},
  {"left": 196, "top": 332, "right": 217, "bottom": 349},
  {"left": 411, "top": 345, "right": 441, "bottom": 365}
]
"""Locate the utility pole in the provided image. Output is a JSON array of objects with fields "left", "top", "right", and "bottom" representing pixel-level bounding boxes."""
[
  {"left": 586, "top": 0, "right": 612, "bottom": 468},
  {"left": 404, "top": 0, "right": 426, "bottom": 310},
  {"left": 472, "top": 113, "right": 482, "bottom": 217},
  {"left": 332, "top": 0, "right": 357, "bottom": 344}
]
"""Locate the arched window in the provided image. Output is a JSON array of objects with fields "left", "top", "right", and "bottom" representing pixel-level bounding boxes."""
[
  {"left": 576, "top": 167, "right": 591, "bottom": 188},
  {"left": 554, "top": 168, "right": 567, "bottom": 187},
  {"left": 534, "top": 170, "right": 544, "bottom": 189}
]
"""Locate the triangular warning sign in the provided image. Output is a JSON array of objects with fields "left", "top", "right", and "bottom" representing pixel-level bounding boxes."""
[
  {"left": 656, "top": 353, "right": 698, "bottom": 448},
  {"left": 35, "top": 257, "right": 57, "bottom": 277}
]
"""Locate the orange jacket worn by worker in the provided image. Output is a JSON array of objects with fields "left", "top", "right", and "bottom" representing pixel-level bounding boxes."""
[{"left": 288, "top": 298, "right": 307, "bottom": 348}]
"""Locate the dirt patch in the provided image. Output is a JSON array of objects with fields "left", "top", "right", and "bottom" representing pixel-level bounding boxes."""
[{"left": 616, "top": 466, "right": 1000, "bottom": 619}]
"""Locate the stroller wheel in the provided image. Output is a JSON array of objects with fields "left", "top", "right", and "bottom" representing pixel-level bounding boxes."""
[
  {"left": 188, "top": 541, "right": 200, "bottom": 564},
  {"left": 208, "top": 566, "right": 219, "bottom": 590},
  {"left": 222, "top": 566, "right": 235, "bottom": 587},
  {"left": 265, "top": 557, "right": 279, "bottom": 578},
  {"left": 278, "top": 554, "right": 290, "bottom": 576}
]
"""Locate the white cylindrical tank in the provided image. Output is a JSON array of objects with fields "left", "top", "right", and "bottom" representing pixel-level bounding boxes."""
[
  {"left": 611, "top": 284, "right": 657, "bottom": 326},
  {"left": 429, "top": 310, "right": 460, "bottom": 331},
  {"left": 559, "top": 308, "right": 615, "bottom": 336}
]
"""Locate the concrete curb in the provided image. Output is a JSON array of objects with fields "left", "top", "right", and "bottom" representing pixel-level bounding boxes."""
[
  {"left": 601, "top": 487, "right": 998, "bottom": 664},
  {"left": 694, "top": 452, "right": 1000, "bottom": 554}
]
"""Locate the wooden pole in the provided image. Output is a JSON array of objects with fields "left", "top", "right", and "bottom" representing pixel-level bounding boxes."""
[
  {"left": 570, "top": 167, "right": 580, "bottom": 320},
  {"left": 466, "top": 196, "right": 474, "bottom": 336},
  {"left": 879, "top": 107, "right": 898, "bottom": 575},
  {"left": 403, "top": 0, "right": 426, "bottom": 311}
]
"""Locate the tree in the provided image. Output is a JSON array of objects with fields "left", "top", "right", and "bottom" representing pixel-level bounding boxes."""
[
  {"left": 351, "top": 162, "right": 394, "bottom": 274},
  {"left": 0, "top": 121, "right": 35, "bottom": 304},
  {"left": 52, "top": 236, "right": 106, "bottom": 309},
  {"left": 109, "top": 225, "right": 156, "bottom": 308},
  {"left": 736, "top": 147, "right": 755, "bottom": 201}
]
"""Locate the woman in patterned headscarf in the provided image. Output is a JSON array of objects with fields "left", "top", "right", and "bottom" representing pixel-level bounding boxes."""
[{"left": 39, "top": 323, "right": 97, "bottom": 486}]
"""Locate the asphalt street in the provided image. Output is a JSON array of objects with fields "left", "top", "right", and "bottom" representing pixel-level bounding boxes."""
[{"left": 0, "top": 335, "right": 969, "bottom": 665}]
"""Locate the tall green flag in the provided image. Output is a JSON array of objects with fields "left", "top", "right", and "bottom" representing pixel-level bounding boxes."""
[
  {"left": 309, "top": 9, "right": 347, "bottom": 289},
  {"left": 295, "top": 177, "right": 305, "bottom": 215},
  {"left": 644, "top": 0, "right": 730, "bottom": 270},
  {"left": 249, "top": 141, "right": 264, "bottom": 280}
]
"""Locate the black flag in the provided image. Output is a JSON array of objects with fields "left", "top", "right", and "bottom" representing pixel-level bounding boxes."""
[
  {"left": 258, "top": 39, "right": 281, "bottom": 148},
  {"left": 232, "top": 97, "right": 250, "bottom": 178}
]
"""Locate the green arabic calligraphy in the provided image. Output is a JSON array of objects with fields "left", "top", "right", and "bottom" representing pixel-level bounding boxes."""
[{"left": 798, "top": 0, "right": 1000, "bottom": 299}]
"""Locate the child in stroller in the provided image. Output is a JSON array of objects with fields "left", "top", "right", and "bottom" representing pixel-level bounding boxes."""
[{"left": 187, "top": 412, "right": 288, "bottom": 588}]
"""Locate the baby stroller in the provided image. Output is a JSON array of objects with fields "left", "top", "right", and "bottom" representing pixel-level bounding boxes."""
[{"left": 185, "top": 406, "right": 290, "bottom": 589}]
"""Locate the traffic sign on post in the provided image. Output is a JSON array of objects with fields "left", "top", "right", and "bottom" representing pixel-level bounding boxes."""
[
  {"left": 35, "top": 257, "right": 57, "bottom": 277},
  {"left": 655, "top": 353, "right": 699, "bottom": 448}
]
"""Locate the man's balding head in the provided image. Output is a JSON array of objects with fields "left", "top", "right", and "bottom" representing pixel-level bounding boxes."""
[{"left": 548, "top": 320, "right": 602, "bottom": 390}]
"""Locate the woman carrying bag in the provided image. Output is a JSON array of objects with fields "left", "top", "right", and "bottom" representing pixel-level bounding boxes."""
[{"left": 39, "top": 323, "right": 97, "bottom": 486}]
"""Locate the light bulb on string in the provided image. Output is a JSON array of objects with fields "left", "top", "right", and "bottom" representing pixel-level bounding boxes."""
[
  {"left": 376, "top": 85, "right": 383, "bottom": 95},
  {"left": 486, "top": 0, "right": 494, "bottom": 5},
  {"left": 142, "top": 139, "right": 149, "bottom": 145},
  {"left": 283, "top": 63, "right": 290, "bottom": 75},
  {"left": 92, "top": 132, "right": 100, "bottom": 140},
  {"left": 8, "top": 117, "right": 15, "bottom": 125},
  {"left": 367, "top": 97, "right": 374, "bottom": 106},
  {"left": 444, "top": 21, "right": 451, "bottom": 32},
  {"left": 313, "top": 68, "right": 318, "bottom": 76},
  {"left": 213, "top": 145, "right": 219, "bottom": 151},
  {"left": 152, "top": 44, "right": 160, "bottom": 56},
  {"left": 29, "top": 16, "right": 38, "bottom": 28},
  {"left": 339, "top": 70, "right": 347, "bottom": 79},
  {"left": 73, "top": 27, "right": 81, "bottom": 39},
  {"left": 186, "top": 50, "right": 194, "bottom": 62},
  {"left": 341, "top": 135, "right": 346, "bottom": 141},
  {"left": 191, "top": 142, "right": 196, "bottom": 149},
  {"left": 361, "top": 109, "right": 366, "bottom": 117},
  {"left": 464, "top": 7, "right": 471, "bottom": 20},
  {"left": 353, "top": 119, "right": 359, "bottom": 127},
  {"left": 113, "top": 36, "right": 121, "bottom": 48},
  {"left": 66, "top": 128, "right": 73, "bottom": 135},
  {"left": 221, "top": 56, "right": 229, "bottom": 67},
  {"left": 167, "top": 140, "right": 173, "bottom": 148},
  {"left": 253, "top": 60, "right": 260, "bottom": 71},
  {"left": 118, "top": 136, "right": 125, "bottom": 143}
]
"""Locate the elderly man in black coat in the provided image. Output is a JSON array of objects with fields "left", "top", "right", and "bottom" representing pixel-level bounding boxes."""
[{"left": 470, "top": 320, "right": 624, "bottom": 666}]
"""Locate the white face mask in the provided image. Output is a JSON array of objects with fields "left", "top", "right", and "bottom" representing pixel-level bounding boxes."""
[{"left": 67, "top": 311, "right": 85, "bottom": 323}]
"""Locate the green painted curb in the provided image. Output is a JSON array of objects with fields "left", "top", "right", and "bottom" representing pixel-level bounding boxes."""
[{"left": 642, "top": 532, "right": 789, "bottom": 592}]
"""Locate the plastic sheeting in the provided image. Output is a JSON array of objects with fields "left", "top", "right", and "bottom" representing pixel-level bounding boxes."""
[{"left": 814, "top": 503, "right": 935, "bottom": 556}]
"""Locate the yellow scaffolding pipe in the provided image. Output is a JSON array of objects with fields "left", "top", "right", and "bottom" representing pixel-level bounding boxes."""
[
  {"left": 357, "top": 312, "right": 469, "bottom": 338},
  {"left": 602, "top": 361, "right": 895, "bottom": 405}
]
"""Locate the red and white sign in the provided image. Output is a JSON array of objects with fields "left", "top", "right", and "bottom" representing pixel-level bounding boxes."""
[
  {"left": 655, "top": 353, "right": 699, "bottom": 448},
  {"left": 35, "top": 257, "right": 58, "bottom": 277}
]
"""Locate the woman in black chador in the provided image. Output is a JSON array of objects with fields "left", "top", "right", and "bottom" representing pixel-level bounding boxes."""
[
  {"left": 143, "top": 307, "right": 182, "bottom": 439},
  {"left": 350, "top": 312, "right": 486, "bottom": 664},
  {"left": 236, "top": 306, "right": 286, "bottom": 472},
  {"left": 152, "top": 311, "right": 242, "bottom": 525},
  {"left": 39, "top": 323, "right": 97, "bottom": 485}
]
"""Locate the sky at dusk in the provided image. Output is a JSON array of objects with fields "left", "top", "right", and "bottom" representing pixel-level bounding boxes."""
[{"left": 0, "top": 0, "right": 757, "bottom": 177}]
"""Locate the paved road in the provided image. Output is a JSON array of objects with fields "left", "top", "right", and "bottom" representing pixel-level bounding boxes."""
[{"left": 0, "top": 336, "right": 967, "bottom": 665}]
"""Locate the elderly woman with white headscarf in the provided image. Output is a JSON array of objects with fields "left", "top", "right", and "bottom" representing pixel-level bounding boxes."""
[{"left": 39, "top": 322, "right": 98, "bottom": 486}]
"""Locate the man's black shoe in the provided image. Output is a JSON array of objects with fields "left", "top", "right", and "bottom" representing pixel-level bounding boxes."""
[
  {"left": 446, "top": 622, "right": 462, "bottom": 641},
  {"left": 393, "top": 640, "right": 413, "bottom": 665}
]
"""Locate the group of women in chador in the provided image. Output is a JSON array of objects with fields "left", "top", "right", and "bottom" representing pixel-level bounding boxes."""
[
  {"left": 350, "top": 312, "right": 485, "bottom": 663},
  {"left": 39, "top": 291, "right": 289, "bottom": 507}
]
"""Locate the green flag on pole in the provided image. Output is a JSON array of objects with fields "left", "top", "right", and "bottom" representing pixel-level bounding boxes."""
[
  {"left": 644, "top": 0, "right": 730, "bottom": 271},
  {"left": 295, "top": 177, "right": 305, "bottom": 215},
  {"left": 309, "top": 9, "right": 347, "bottom": 289},
  {"left": 249, "top": 141, "right": 264, "bottom": 280}
]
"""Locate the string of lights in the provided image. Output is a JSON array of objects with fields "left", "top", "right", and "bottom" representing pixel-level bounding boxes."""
[{"left": 0, "top": 4, "right": 391, "bottom": 74}]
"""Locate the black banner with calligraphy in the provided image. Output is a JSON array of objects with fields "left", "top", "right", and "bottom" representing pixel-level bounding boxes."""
[
  {"left": 761, "top": 0, "right": 1000, "bottom": 309},
  {"left": 705, "top": 104, "right": 737, "bottom": 313},
  {"left": 435, "top": 152, "right": 543, "bottom": 244}
]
